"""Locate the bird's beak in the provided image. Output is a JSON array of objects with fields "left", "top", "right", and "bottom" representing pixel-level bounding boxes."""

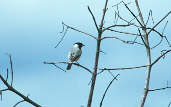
[{"left": 82, "top": 44, "right": 85, "bottom": 46}]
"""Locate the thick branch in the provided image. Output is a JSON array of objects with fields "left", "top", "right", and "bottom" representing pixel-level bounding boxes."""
[
  {"left": 87, "top": 0, "right": 109, "bottom": 107},
  {"left": 0, "top": 74, "right": 41, "bottom": 107}
]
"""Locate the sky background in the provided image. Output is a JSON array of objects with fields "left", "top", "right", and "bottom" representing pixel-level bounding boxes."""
[{"left": 0, "top": 0, "right": 171, "bottom": 107}]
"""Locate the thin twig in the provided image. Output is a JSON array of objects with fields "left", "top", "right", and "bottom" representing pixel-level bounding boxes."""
[
  {"left": 114, "top": 10, "right": 140, "bottom": 28},
  {"left": 148, "top": 86, "right": 171, "bottom": 92},
  {"left": 101, "top": 36, "right": 144, "bottom": 45},
  {"left": 13, "top": 100, "right": 25, "bottom": 107},
  {"left": 62, "top": 22, "right": 97, "bottom": 40},
  {"left": 147, "top": 11, "right": 171, "bottom": 35},
  {"left": 122, "top": 1, "right": 143, "bottom": 27},
  {"left": 54, "top": 23, "right": 68, "bottom": 48},
  {"left": 87, "top": 6, "right": 99, "bottom": 31},
  {"left": 99, "top": 49, "right": 171, "bottom": 74},
  {"left": 6, "top": 68, "right": 9, "bottom": 81},
  {"left": 146, "top": 10, "right": 154, "bottom": 25},
  {"left": 100, "top": 74, "right": 120, "bottom": 107},
  {"left": 103, "top": 23, "right": 132, "bottom": 31},
  {"left": 104, "top": 28, "right": 140, "bottom": 36},
  {"left": 7, "top": 54, "right": 14, "bottom": 86},
  {"left": 98, "top": 64, "right": 149, "bottom": 74},
  {"left": 162, "top": 21, "right": 168, "bottom": 35}
]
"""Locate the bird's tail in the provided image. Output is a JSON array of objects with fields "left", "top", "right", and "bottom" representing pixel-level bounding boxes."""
[{"left": 67, "top": 63, "right": 72, "bottom": 70}]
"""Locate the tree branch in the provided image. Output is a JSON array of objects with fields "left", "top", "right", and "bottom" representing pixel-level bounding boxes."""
[
  {"left": 13, "top": 100, "right": 25, "bottom": 107},
  {"left": 87, "top": 0, "right": 109, "bottom": 107},
  {"left": 87, "top": 6, "right": 99, "bottom": 31},
  {"left": 100, "top": 74, "right": 120, "bottom": 107},
  {"left": 99, "top": 49, "right": 171, "bottom": 74},
  {"left": 0, "top": 74, "right": 41, "bottom": 107},
  {"left": 43, "top": 61, "right": 92, "bottom": 74},
  {"left": 147, "top": 11, "right": 171, "bottom": 35},
  {"left": 62, "top": 22, "right": 97, "bottom": 40},
  {"left": 101, "top": 35, "right": 144, "bottom": 45},
  {"left": 148, "top": 86, "right": 171, "bottom": 92}
]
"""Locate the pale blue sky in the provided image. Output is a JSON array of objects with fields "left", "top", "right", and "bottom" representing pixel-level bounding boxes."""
[{"left": 0, "top": 0, "right": 171, "bottom": 107}]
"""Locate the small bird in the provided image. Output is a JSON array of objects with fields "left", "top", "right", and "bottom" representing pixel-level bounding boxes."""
[{"left": 67, "top": 42, "right": 85, "bottom": 70}]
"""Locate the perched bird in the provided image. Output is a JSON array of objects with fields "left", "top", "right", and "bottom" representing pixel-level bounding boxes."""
[{"left": 67, "top": 42, "right": 85, "bottom": 70}]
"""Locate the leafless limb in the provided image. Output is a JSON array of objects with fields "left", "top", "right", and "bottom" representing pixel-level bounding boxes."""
[
  {"left": 122, "top": 1, "right": 143, "bottom": 27},
  {"left": 146, "top": 10, "right": 154, "bottom": 25},
  {"left": 99, "top": 0, "right": 109, "bottom": 30},
  {"left": 104, "top": 28, "right": 140, "bottom": 36},
  {"left": 44, "top": 62, "right": 66, "bottom": 72},
  {"left": 101, "top": 35, "right": 143, "bottom": 45},
  {"left": 148, "top": 86, "right": 171, "bottom": 92},
  {"left": 99, "top": 49, "right": 171, "bottom": 74},
  {"left": 98, "top": 64, "right": 148, "bottom": 74},
  {"left": 0, "top": 74, "right": 41, "bottom": 107},
  {"left": 147, "top": 11, "right": 171, "bottom": 35},
  {"left": 9, "top": 54, "right": 14, "bottom": 86},
  {"left": 112, "top": 10, "right": 140, "bottom": 28},
  {"left": 54, "top": 23, "right": 68, "bottom": 48},
  {"left": 168, "top": 102, "right": 171, "bottom": 107},
  {"left": 100, "top": 74, "right": 120, "bottom": 107},
  {"left": 138, "top": 29, "right": 150, "bottom": 49},
  {"left": 6, "top": 68, "right": 9, "bottom": 81},
  {"left": 5, "top": 54, "right": 14, "bottom": 86},
  {"left": 103, "top": 23, "right": 132, "bottom": 32},
  {"left": 43, "top": 61, "right": 92, "bottom": 74},
  {"left": 13, "top": 99, "right": 25, "bottom": 107},
  {"left": 0, "top": 56, "right": 41, "bottom": 107},
  {"left": 62, "top": 22, "right": 97, "bottom": 40},
  {"left": 151, "top": 49, "right": 171, "bottom": 66},
  {"left": 87, "top": 0, "right": 109, "bottom": 107},
  {"left": 87, "top": 6, "right": 99, "bottom": 31}
]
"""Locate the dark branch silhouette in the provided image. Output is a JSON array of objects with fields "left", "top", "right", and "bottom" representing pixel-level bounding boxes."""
[{"left": 0, "top": 55, "right": 41, "bottom": 107}]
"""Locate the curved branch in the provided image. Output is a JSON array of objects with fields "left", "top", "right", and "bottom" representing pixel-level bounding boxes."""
[
  {"left": 100, "top": 74, "right": 120, "bottom": 107},
  {"left": 13, "top": 100, "right": 25, "bottom": 107}
]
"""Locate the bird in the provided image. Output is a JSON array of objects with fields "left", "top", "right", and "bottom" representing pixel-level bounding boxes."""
[{"left": 67, "top": 42, "right": 85, "bottom": 70}]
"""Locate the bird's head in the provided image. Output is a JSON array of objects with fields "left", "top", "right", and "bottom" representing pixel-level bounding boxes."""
[{"left": 74, "top": 42, "right": 85, "bottom": 49}]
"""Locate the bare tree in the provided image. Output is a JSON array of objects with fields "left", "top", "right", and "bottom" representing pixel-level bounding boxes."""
[
  {"left": 0, "top": 54, "right": 41, "bottom": 107},
  {"left": 0, "top": 0, "right": 170, "bottom": 107},
  {"left": 45, "top": 0, "right": 171, "bottom": 107}
]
